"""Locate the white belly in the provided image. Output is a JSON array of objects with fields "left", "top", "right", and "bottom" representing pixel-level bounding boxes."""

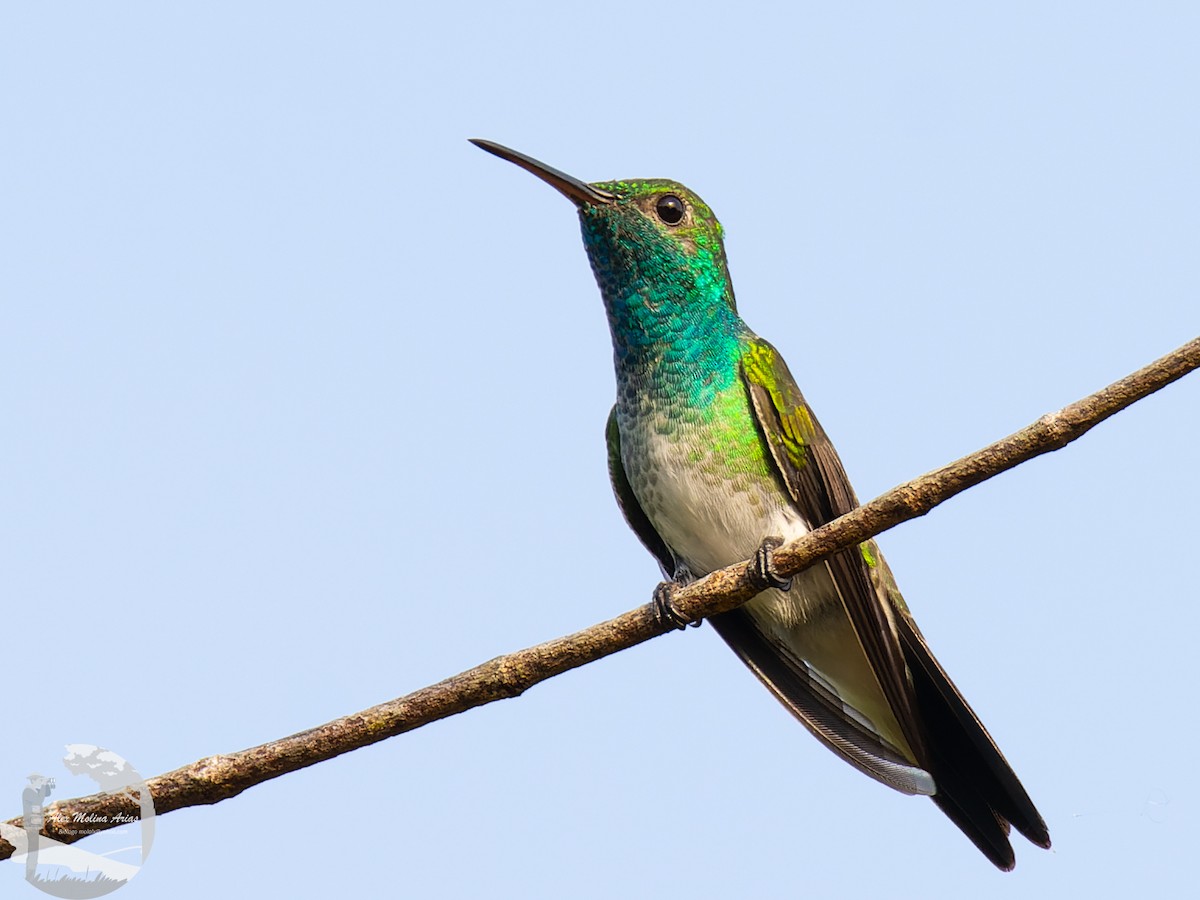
[
  {"left": 630, "top": 425, "right": 841, "bottom": 628},
  {"left": 624, "top": 414, "right": 905, "bottom": 746}
]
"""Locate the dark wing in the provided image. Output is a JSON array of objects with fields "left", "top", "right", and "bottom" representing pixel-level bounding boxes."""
[
  {"left": 608, "top": 404, "right": 934, "bottom": 796},
  {"left": 709, "top": 608, "right": 936, "bottom": 796},
  {"left": 877, "top": 555, "right": 1051, "bottom": 854},
  {"left": 737, "top": 336, "right": 1048, "bottom": 870},
  {"left": 738, "top": 338, "right": 926, "bottom": 757},
  {"left": 608, "top": 407, "right": 937, "bottom": 796}
]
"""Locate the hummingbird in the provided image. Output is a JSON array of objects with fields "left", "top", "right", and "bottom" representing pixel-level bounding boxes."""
[{"left": 471, "top": 139, "right": 1050, "bottom": 870}]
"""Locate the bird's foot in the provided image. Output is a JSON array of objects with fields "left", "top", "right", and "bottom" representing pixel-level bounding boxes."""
[
  {"left": 755, "top": 536, "right": 793, "bottom": 592},
  {"left": 652, "top": 575, "right": 701, "bottom": 631}
]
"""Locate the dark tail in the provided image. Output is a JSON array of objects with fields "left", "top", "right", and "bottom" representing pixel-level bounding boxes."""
[
  {"left": 896, "top": 615, "right": 1051, "bottom": 870},
  {"left": 710, "top": 607, "right": 1049, "bottom": 870}
]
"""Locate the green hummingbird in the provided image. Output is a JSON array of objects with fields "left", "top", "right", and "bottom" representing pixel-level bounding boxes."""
[{"left": 471, "top": 139, "right": 1050, "bottom": 870}]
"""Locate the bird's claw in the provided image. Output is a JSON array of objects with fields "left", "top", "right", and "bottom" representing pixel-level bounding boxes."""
[
  {"left": 756, "top": 536, "right": 793, "bottom": 592},
  {"left": 652, "top": 580, "right": 699, "bottom": 630}
]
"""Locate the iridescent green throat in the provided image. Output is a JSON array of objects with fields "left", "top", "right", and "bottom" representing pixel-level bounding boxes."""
[{"left": 577, "top": 180, "right": 743, "bottom": 406}]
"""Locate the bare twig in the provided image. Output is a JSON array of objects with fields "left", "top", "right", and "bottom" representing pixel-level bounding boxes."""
[{"left": 3, "top": 335, "right": 1197, "bottom": 860}]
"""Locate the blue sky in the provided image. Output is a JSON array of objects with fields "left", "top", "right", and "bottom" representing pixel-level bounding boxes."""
[{"left": 3, "top": 2, "right": 1198, "bottom": 897}]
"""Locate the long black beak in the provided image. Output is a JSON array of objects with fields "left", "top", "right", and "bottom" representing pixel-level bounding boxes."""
[{"left": 470, "top": 139, "right": 615, "bottom": 207}]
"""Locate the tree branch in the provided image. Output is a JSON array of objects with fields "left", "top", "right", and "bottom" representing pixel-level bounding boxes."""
[{"left": 3, "top": 336, "right": 1197, "bottom": 860}]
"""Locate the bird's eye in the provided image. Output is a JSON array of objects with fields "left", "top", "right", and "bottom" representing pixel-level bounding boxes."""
[{"left": 654, "top": 194, "right": 686, "bottom": 225}]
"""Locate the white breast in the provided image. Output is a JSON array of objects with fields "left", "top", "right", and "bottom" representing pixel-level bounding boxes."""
[
  {"left": 629, "top": 423, "right": 844, "bottom": 630},
  {"left": 631, "top": 426, "right": 796, "bottom": 568}
]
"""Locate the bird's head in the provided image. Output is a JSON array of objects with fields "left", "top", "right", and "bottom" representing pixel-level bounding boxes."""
[{"left": 471, "top": 140, "right": 738, "bottom": 343}]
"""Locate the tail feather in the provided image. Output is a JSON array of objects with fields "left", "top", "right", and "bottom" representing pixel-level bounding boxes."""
[
  {"left": 709, "top": 607, "right": 1049, "bottom": 869},
  {"left": 710, "top": 609, "right": 937, "bottom": 796},
  {"left": 927, "top": 759, "right": 1017, "bottom": 871},
  {"left": 896, "top": 615, "right": 1051, "bottom": 859}
]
